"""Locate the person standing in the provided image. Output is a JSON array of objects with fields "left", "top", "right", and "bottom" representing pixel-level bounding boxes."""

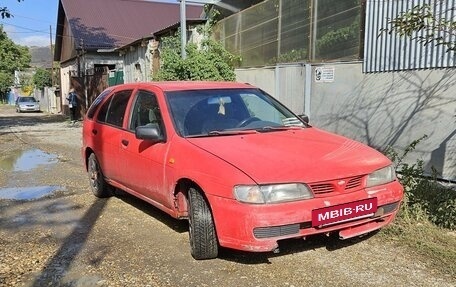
[{"left": 67, "top": 88, "right": 78, "bottom": 123}]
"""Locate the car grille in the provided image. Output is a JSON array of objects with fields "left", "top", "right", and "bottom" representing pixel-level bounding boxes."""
[
  {"left": 253, "top": 224, "right": 300, "bottom": 239},
  {"left": 309, "top": 175, "right": 364, "bottom": 195}
]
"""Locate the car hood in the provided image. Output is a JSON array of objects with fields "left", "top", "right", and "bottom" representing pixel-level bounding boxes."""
[{"left": 186, "top": 128, "right": 391, "bottom": 184}]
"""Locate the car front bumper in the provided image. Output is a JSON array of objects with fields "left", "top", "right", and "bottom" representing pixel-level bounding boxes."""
[
  {"left": 18, "top": 105, "right": 40, "bottom": 112},
  {"left": 208, "top": 180, "right": 403, "bottom": 252}
]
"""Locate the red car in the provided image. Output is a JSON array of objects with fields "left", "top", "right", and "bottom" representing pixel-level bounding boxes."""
[{"left": 82, "top": 81, "right": 403, "bottom": 260}]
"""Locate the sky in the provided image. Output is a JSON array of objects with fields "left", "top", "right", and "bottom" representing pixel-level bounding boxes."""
[
  {"left": 1, "top": 0, "right": 59, "bottom": 47},
  {"left": 0, "top": 0, "right": 182, "bottom": 48}
]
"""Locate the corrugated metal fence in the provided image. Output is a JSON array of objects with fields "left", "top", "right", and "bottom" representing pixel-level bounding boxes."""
[{"left": 364, "top": 0, "right": 456, "bottom": 73}]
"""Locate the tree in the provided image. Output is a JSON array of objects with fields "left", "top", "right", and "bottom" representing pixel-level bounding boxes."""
[
  {"left": 384, "top": 3, "right": 456, "bottom": 52},
  {"left": 0, "top": 71, "right": 13, "bottom": 102},
  {"left": 33, "top": 68, "right": 52, "bottom": 90},
  {"left": 0, "top": 26, "right": 31, "bottom": 73},
  {"left": 0, "top": 25, "right": 31, "bottom": 101},
  {"left": 1, "top": 0, "right": 23, "bottom": 19},
  {"left": 153, "top": 29, "right": 240, "bottom": 81}
]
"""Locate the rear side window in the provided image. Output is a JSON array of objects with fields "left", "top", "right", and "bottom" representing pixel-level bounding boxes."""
[
  {"left": 97, "top": 90, "right": 132, "bottom": 128},
  {"left": 87, "top": 89, "right": 112, "bottom": 119}
]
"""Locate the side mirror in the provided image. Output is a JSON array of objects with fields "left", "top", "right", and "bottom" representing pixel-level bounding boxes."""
[
  {"left": 135, "top": 124, "right": 165, "bottom": 143},
  {"left": 298, "top": 114, "right": 309, "bottom": 124}
]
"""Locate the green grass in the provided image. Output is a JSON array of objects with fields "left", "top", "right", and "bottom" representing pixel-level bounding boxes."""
[
  {"left": 379, "top": 217, "right": 456, "bottom": 278},
  {"left": 382, "top": 137, "right": 456, "bottom": 278}
]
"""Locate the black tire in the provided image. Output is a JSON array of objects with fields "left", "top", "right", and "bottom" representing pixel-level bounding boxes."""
[
  {"left": 188, "top": 187, "right": 218, "bottom": 260},
  {"left": 87, "top": 153, "right": 112, "bottom": 198}
]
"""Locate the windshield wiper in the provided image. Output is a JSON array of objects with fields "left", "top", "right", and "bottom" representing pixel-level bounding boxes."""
[
  {"left": 256, "top": 126, "right": 303, "bottom": 132},
  {"left": 206, "top": 130, "right": 258, "bottom": 136},
  {"left": 185, "top": 130, "right": 257, "bottom": 138}
]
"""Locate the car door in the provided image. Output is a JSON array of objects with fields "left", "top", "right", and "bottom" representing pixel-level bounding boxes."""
[
  {"left": 118, "top": 89, "right": 170, "bottom": 208},
  {"left": 93, "top": 89, "right": 132, "bottom": 182}
]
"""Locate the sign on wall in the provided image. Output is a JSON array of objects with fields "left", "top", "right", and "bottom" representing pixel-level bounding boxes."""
[{"left": 315, "top": 67, "right": 335, "bottom": 83}]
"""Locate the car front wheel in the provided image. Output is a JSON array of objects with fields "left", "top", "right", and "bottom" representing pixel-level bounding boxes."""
[
  {"left": 187, "top": 187, "right": 218, "bottom": 260},
  {"left": 87, "top": 153, "right": 112, "bottom": 198}
]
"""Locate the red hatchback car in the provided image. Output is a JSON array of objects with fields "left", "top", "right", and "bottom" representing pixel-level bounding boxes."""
[{"left": 82, "top": 81, "right": 403, "bottom": 259}]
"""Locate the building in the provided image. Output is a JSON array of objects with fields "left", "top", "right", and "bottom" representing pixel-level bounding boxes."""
[{"left": 54, "top": 0, "right": 203, "bottom": 115}]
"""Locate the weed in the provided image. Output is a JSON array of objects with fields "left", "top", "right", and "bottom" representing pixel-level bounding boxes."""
[
  {"left": 381, "top": 135, "right": 456, "bottom": 277},
  {"left": 385, "top": 135, "right": 456, "bottom": 230}
]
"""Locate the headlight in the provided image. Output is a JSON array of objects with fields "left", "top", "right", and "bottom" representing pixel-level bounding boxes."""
[
  {"left": 234, "top": 183, "right": 313, "bottom": 204},
  {"left": 366, "top": 165, "right": 396, "bottom": 187}
]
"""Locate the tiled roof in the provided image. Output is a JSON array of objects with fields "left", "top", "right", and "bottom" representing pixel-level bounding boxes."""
[{"left": 57, "top": 0, "right": 203, "bottom": 50}]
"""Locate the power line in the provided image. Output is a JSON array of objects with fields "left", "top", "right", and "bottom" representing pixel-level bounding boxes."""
[
  {"left": 0, "top": 21, "right": 49, "bottom": 34},
  {"left": 7, "top": 13, "right": 56, "bottom": 25},
  {"left": 2, "top": 30, "right": 43, "bottom": 34}
]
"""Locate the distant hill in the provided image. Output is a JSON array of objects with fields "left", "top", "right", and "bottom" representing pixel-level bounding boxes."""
[{"left": 29, "top": 46, "right": 53, "bottom": 68}]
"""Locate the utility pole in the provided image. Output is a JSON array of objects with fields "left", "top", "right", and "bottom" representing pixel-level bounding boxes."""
[
  {"left": 180, "top": 0, "right": 187, "bottom": 59},
  {"left": 49, "top": 25, "right": 54, "bottom": 86}
]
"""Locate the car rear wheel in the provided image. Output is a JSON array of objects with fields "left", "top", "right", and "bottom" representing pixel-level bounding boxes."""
[
  {"left": 188, "top": 187, "right": 218, "bottom": 260},
  {"left": 87, "top": 153, "right": 112, "bottom": 198}
]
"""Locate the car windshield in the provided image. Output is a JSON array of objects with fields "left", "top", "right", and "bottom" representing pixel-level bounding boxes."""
[
  {"left": 166, "top": 88, "right": 305, "bottom": 137},
  {"left": 18, "top": 97, "right": 37, "bottom": 103}
]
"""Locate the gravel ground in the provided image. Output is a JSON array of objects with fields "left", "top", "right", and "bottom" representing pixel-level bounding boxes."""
[{"left": 0, "top": 105, "right": 454, "bottom": 287}]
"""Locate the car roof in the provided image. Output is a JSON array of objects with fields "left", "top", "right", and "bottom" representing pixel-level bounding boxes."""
[{"left": 110, "top": 81, "right": 255, "bottom": 92}]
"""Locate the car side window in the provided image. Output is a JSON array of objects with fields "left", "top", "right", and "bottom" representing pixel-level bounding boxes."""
[
  {"left": 87, "top": 89, "right": 112, "bottom": 119},
  {"left": 129, "top": 90, "right": 164, "bottom": 135},
  {"left": 97, "top": 90, "right": 132, "bottom": 127}
]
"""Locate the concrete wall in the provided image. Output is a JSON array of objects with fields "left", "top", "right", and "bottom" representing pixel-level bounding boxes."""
[
  {"left": 37, "top": 87, "right": 60, "bottom": 114},
  {"left": 236, "top": 65, "right": 306, "bottom": 114},
  {"left": 235, "top": 63, "right": 456, "bottom": 181}
]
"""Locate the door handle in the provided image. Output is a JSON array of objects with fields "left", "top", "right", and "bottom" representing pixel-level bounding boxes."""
[{"left": 121, "top": 139, "right": 129, "bottom": 146}]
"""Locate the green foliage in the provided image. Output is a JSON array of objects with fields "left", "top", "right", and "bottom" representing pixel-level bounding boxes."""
[
  {"left": 269, "top": 48, "right": 308, "bottom": 64},
  {"left": 153, "top": 31, "right": 240, "bottom": 81},
  {"left": 317, "top": 20, "right": 359, "bottom": 56},
  {"left": 0, "top": 71, "right": 13, "bottom": 102},
  {"left": 0, "top": 27, "right": 31, "bottom": 73},
  {"left": 1, "top": 0, "right": 23, "bottom": 18},
  {"left": 0, "top": 25, "right": 31, "bottom": 101},
  {"left": 33, "top": 68, "right": 52, "bottom": 90},
  {"left": 384, "top": 4, "right": 456, "bottom": 52},
  {"left": 385, "top": 135, "right": 456, "bottom": 230},
  {"left": 203, "top": 4, "right": 221, "bottom": 28}
]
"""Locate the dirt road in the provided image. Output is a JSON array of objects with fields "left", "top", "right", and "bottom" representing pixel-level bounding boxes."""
[{"left": 0, "top": 105, "right": 454, "bottom": 287}]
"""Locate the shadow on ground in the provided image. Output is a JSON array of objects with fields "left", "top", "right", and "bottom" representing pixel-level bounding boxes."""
[{"left": 113, "top": 189, "right": 378, "bottom": 265}]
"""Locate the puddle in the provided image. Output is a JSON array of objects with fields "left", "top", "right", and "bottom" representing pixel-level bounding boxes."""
[
  {"left": 0, "top": 149, "right": 63, "bottom": 200},
  {"left": 0, "top": 186, "right": 65, "bottom": 200},
  {"left": 0, "top": 149, "right": 58, "bottom": 172}
]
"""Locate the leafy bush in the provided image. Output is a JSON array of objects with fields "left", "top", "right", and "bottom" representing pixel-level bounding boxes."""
[
  {"left": 153, "top": 31, "right": 240, "bottom": 81},
  {"left": 386, "top": 135, "right": 456, "bottom": 230},
  {"left": 33, "top": 68, "right": 52, "bottom": 90},
  {"left": 269, "top": 48, "right": 308, "bottom": 64},
  {"left": 0, "top": 72, "right": 13, "bottom": 102},
  {"left": 316, "top": 18, "right": 360, "bottom": 57}
]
